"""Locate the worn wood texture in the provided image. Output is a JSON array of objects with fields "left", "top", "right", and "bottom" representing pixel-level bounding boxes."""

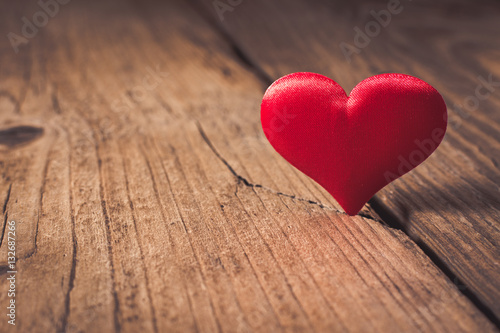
[
  {"left": 195, "top": 0, "right": 500, "bottom": 321},
  {"left": 0, "top": 0, "right": 498, "bottom": 332}
]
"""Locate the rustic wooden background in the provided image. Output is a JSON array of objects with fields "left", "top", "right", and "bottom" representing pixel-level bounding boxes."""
[{"left": 0, "top": 0, "right": 499, "bottom": 332}]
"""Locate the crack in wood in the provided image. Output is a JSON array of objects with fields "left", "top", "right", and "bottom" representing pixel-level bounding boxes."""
[
  {"left": 61, "top": 129, "right": 77, "bottom": 333},
  {"left": 23, "top": 138, "right": 53, "bottom": 260},
  {"left": 2, "top": 183, "right": 12, "bottom": 214},
  {"left": 187, "top": 0, "right": 273, "bottom": 87},
  {"left": 121, "top": 145, "right": 159, "bottom": 333},
  {"left": 369, "top": 196, "right": 500, "bottom": 328},
  {"left": 95, "top": 135, "right": 123, "bottom": 332},
  {"left": 196, "top": 121, "right": 384, "bottom": 224},
  {"left": 0, "top": 212, "right": 8, "bottom": 250},
  {"left": 98, "top": 177, "right": 123, "bottom": 333},
  {"left": 0, "top": 184, "right": 12, "bottom": 249},
  {"left": 22, "top": 210, "right": 40, "bottom": 260}
]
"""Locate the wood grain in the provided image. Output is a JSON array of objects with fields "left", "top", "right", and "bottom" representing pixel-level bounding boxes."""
[
  {"left": 195, "top": 0, "right": 500, "bottom": 321},
  {"left": 0, "top": 0, "right": 497, "bottom": 332}
]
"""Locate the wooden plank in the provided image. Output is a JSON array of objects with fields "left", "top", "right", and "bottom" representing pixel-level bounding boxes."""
[
  {"left": 195, "top": 0, "right": 500, "bottom": 321},
  {"left": 0, "top": 0, "right": 496, "bottom": 332}
]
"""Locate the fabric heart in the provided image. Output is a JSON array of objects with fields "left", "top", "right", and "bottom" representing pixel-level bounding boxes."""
[{"left": 261, "top": 72, "right": 447, "bottom": 215}]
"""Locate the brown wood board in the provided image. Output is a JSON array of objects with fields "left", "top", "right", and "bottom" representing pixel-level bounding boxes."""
[{"left": 0, "top": 0, "right": 497, "bottom": 332}]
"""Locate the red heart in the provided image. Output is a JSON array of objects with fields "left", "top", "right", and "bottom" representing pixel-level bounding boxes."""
[{"left": 261, "top": 73, "right": 447, "bottom": 215}]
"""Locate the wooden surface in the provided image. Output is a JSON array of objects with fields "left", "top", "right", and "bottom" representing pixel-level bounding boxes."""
[
  {"left": 0, "top": 0, "right": 498, "bottom": 332},
  {"left": 195, "top": 0, "right": 500, "bottom": 321}
]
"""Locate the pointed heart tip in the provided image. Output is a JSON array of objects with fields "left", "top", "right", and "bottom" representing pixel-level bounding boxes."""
[{"left": 337, "top": 201, "right": 365, "bottom": 217}]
